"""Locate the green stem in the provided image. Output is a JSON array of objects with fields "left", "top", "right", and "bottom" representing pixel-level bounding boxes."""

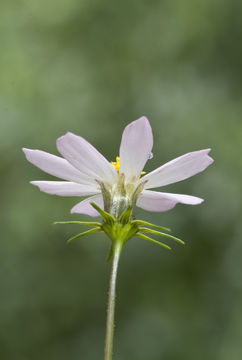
[{"left": 104, "top": 240, "right": 123, "bottom": 360}]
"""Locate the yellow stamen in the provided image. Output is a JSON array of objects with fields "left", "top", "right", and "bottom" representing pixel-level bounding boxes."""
[
  {"left": 110, "top": 156, "right": 146, "bottom": 176},
  {"left": 110, "top": 156, "right": 120, "bottom": 172}
]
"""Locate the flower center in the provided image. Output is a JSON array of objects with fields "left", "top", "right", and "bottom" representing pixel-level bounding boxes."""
[
  {"left": 110, "top": 156, "right": 146, "bottom": 175},
  {"left": 110, "top": 156, "right": 120, "bottom": 172}
]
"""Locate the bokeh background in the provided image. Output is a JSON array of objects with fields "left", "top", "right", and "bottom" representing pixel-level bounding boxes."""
[{"left": 1, "top": 1, "right": 242, "bottom": 359}]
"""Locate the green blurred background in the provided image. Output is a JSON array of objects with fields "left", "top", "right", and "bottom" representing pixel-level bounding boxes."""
[{"left": 1, "top": 1, "right": 242, "bottom": 359}]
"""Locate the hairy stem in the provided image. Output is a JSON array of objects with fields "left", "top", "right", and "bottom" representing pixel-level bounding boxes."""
[{"left": 104, "top": 240, "right": 123, "bottom": 360}]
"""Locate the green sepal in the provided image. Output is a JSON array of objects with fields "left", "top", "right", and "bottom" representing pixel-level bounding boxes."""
[
  {"left": 119, "top": 206, "right": 132, "bottom": 225},
  {"left": 90, "top": 202, "right": 115, "bottom": 225},
  {"left": 54, "top": 221, "right": 101, "bottom": 227},
  {"left": 136, "top": 233, "right": 171, "bottom": 250},
  {"left": 53, "top": 202, "right": 183, "bottom": 256},
  {"left": 139, "top": 227, "right": 184, "bottom": 245},
  {"left": 67, "top": 227, "right": 101, "bottom": 243},
  {"left": 131, "top": 220, "right": 170, "bottom": 232}
]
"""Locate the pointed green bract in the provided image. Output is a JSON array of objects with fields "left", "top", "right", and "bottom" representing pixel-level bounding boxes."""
[
  {"left": 136, "top": 233, "right": 171, "bottom": 250},
  {"left": 53, "top": 213, "right": 179, "bottom": 254},
  {"left": 119, "top": 206, "right": 132, "bottom": 225},
  {"left": 90, "top": 202, "right": 115, "bottom": 225},
  {"left": 139, "top": 227, "right": 184, "bottom": 245},
  {"left": 54, "top": 203, "right": 181, "bottom": 256},
  {"left": 96, "top": 180, "right": 112, "bottom": 213},
  {"left": 54, "top": 221, "right": 101, "bottom": 227},
  {"left": 67, "top": 227, "right": 101, "bottom": 243},
  {"left": 132, "top": 220, "right": 170, "bottom": 232}
]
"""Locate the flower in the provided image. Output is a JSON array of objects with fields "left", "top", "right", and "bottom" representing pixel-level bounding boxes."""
[{"left": 23, "top": 117, "right": 213, "bottom": 218}]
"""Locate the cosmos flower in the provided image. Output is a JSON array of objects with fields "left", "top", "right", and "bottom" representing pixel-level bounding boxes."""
[{"left": 23, "top": 117, "right": 213, "bottom": 218}]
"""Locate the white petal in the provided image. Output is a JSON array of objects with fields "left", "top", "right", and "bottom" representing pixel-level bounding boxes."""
[
  {"left": 119, "top": 117, "right": 153, "bottom": 181},
  {"left": 22, "top": 148, "right": 94, "bottom": 185},
  {"left": 56, "top": 132, "right": 117, "bottom": 184},
  {"left": 30, "top": 181, "right": 100, "bottom": 197},
  {"left": 143, "top": 149, "right": 214, "bottom": 189},
  {"left": 71, "top": 194, "right": 104, "bottom": 217},
  {"left": 137, "top": 190, "right": 203, "bottom": 212}
]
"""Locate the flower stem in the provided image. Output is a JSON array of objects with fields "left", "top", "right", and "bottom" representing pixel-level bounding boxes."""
[{"left": 104, "top": 240, "right": 123, "bottom": 360}]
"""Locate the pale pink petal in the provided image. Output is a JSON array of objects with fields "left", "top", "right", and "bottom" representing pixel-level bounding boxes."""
[
  {"left": 71, "top": 194, "right": 104, "bottom": 217},
  {"left": 142, "top": 149, "right": 214, "bottom": 189},
  {"left": 30, "top": 181, "right": 100, "bottom": 197},
  {"left": 22, "top": 148, "right": 94, "bottom": 185},
  {"left": 137, "top": 190, "right": 203, "bottom": 212},
  {"left": 56, "top": 132, "right": 117, "bottom": 185},
  {"left": 119, "top": 117, "right": 153, "bottom": 181}
]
